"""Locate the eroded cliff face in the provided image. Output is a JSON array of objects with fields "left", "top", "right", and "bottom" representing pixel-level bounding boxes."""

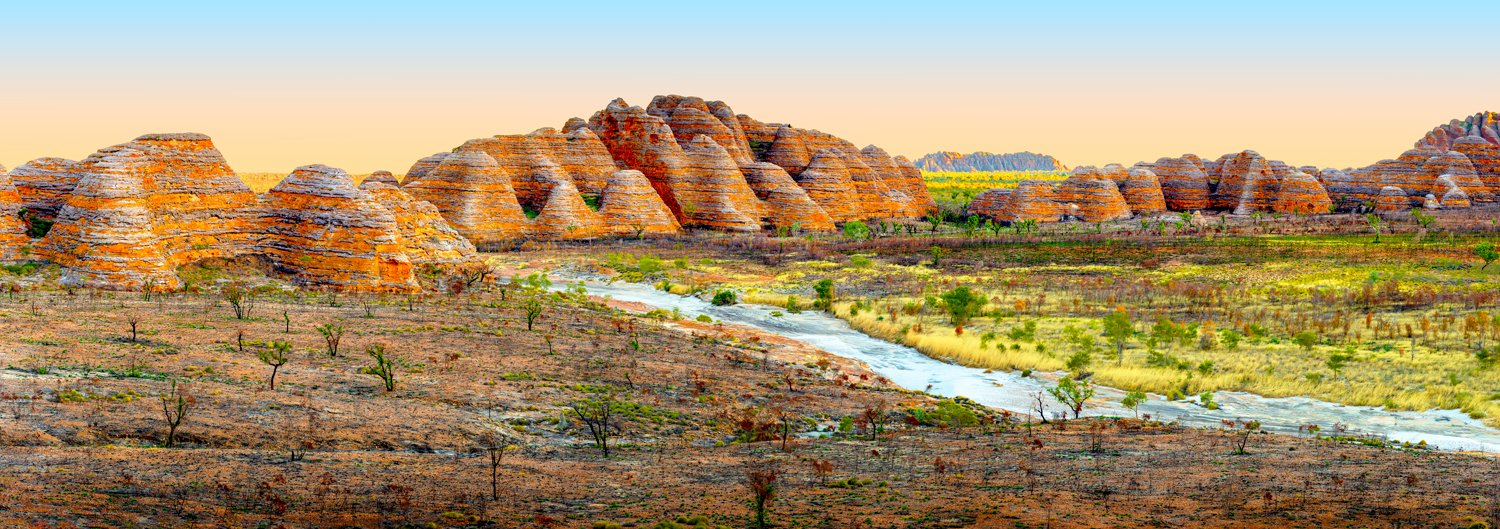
[
  {"left": 0, "top": 165, "right": 32, "bottom": 261},
  {"left": 14, "top": 134, "right": 477, "bottom": 291}
]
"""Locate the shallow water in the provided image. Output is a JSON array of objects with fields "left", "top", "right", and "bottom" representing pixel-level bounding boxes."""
[{"left": 564, "top": 278, "right": 1500, "bottom": 452}]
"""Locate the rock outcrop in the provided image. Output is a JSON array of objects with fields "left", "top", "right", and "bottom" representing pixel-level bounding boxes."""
[
  {"left": 1210, "top": 151, "right": 1280, "bottom": 214},
  {"left": 597, "top": 170, "right": 681, "bottom": 237},
  {"left": 1439, "top": 176, "right": 1473, "bottom": 208},
  {"left": 1451, "top": 136, "right": 1500, "bottom": 196},
  {"left": 993, "top": 181, "right": 1062, "bottom": 223},
  {"left": 892, "top": 155, "right": 939, "bottom": 215},
  {"left": 675, "top": 136, "right": 763, "bottom": 232},
  {"left": 793, "top": 150, "right": 864, "bottom": 223},
  {"left": 364, "top": 170, "right": 399, "bottom": 186},
  {"left": 914, "top": 151, "right": 1066, "bottom": 172},
  {"left": 1416, "top": 111, "right": 1500, "bottom": 152},
  {"left": 1117, "top": 167, "right": 1167, "bottom": 214},
  {"left": 967, "top": 188, "right": 1012, "bottom": 220},
  {"left": 1057, "top": 168, "right": 1131, "bottom": 222},
  {"left": 402, "top": 152, "right": 449, "bottom": 186},
  {"left": 404, "top": 150, "right": 529, "bottom": 248},
  {"left": 1151, "top": 156, "right": 1210, "bottom": 211},
  {"left": 1272, "top": 171, "right": 1333, "bottom": 215},
  {"left": 0, "top": 165, "right": 31, "bottom": 261},
  {"left": 9, "top": 157, "right": 82, "bottom": 219},
  {"left": 260, "top": 165, "right": 416, "bottom": 291},
  {"left": 740, "top": 162, "right": 835, "bottom": 232},
  {"left": 358, "top": 180, "right": 478, "bottom": 266},
  {"left": 38, "top": 133, "right": 262, "bottom": 289},
  {"left": 1375, "top": 186, "right": 1410, "bottom": 213},
  {"left": 528, "top": 180, "right": 604, "bottom": 240}
]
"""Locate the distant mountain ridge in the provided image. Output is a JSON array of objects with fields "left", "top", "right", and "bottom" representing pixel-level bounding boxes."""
[{"left": 915, "top": 151, "right": 1067, "bottom": 172}]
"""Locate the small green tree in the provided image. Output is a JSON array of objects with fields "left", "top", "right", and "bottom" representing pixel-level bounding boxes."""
[
  {"left": 258, "top": 340, "right": 292, "bottom": 391},
  {"left": 842, "top": 220, "right": 870, "bottom": 241},
  {"left": 1293, "top": 330, "right": 1318, "bottom": 353},
  {"left": 1365, "top": 213, "right": 1382, "bottom": 243},
  {"left": 711, "top": 290, "right": 738, "bottom": 306},
  {"left": 929, "top": 245, "right": 946, "bottom": 266},
  {"left": 1102, "top": 309, "right": 1133, "bottom": 365},
  {"left": 812, "top": 279, "right": 835, "bottom": 311},
  {"left": 316, "top": 321, "right": 344, "bottom": 357},
  {"left": 1326, "top": 351, "right": 1350, "bottom": 382},
  {"left": 939, "top": 286, "right": 987, "bottom": 333},
  {"left": 1475, "top": 242, "right": 1499, "bottom": 270},
  {"left": 1047, "top": 377, "right": 1095, "bottom": 419},
  {"left": 1121, "top": 390, "right": 1147, "bottom": 418},
  {"left": 522, "top": 296, "right": 543, "bottom": 331},
  {"left": 364, "top": 344, "right": 397, "bottom": 392}
]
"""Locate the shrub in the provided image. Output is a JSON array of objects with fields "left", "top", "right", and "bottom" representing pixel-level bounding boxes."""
[{"left": 711, "top": 290, "right": 737, "bottom": 306}]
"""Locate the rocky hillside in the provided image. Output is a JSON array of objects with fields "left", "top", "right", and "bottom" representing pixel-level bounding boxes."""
[
  {"left": 914, "top": 151, "right": 1066, "bottom": 171},
  {"left": 969, "top": 112, "right": 1500, "bottom": 224}
]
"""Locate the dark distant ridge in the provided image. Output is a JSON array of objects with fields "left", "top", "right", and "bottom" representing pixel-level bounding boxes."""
[{"left": 915, "top": 151, "right": 1067, "bottom": 172}]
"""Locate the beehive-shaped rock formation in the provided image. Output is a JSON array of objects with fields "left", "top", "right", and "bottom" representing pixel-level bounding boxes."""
[
  {"left": 260, "top": 165, "right": 416, "bottom": 291},
  {"left": 1375, "top": 186, "right": 1411, "bottom": 212},
  {"left": 1117, "top": 167, "right": 1166, "bottom": 214},
  {"left": 1210, "top": 151, "right": 1281, "bottom": 214},
  {"left": 597, "top": 170, "right": 681, "bottom": 237},
  {"left": 38, "top": 134, "right": 262, "bottom": 289},
  {"left": 675, "top": 137, "right": 764, "bottom": 231},
  {"left": 364, "top": 170, "right": 399, "bottom": 186},
  {"left": 358, "top": 180, "right": 479, "bottom": 265},
  {"left": 1151, "top": 157, "right": 1210, "bottom": 211},
  {"left": 10, "top": 157, "right": 82, "bottom": 219},
  {"left": 405, "top": 150, "right": 528, "bottom": 248},
  {"left": 892, "top": 155, "right": 939, "bottom": 215},
  {"left": 1451, "top": 136, "right": 1500, "bottom": 195},
  {"left": 1057, "top": 168, "right": 1132, "bottom": 222},
  {"left": 648, "top": 95, "right": 754, "bottom": 165},
  {"left": 740, "top": 162, "right": 835, "bottom": 232},
  {"left": 402, "top": 152, "right": 450, "bottom": 185},
  {"left": 1439, "top": 176, "right": 1473, "bottom": 208},
  {"left": 0, "top": 165, "right": 31, "bottom": 261},
  {"left": 529, "top": 180, "right": 604, "bottom": 239},
  {"left": 1422, "top": 151, "right": 1489, "bottom": 201},
  {"left": 967, "top": 188, "right": 1012, "bottom": 221},
  {"left": 1272, "top": 171, "right": 1333, "bottom": 215},
  {"left": 1416, "top": 111, "right": 1500, "bottom": 152},
  {"left": 794, "top": 149, "right": 864, "bottom": 223},
  {"left": 994, "top": 181, "right": 1062, "bottom": 223}
]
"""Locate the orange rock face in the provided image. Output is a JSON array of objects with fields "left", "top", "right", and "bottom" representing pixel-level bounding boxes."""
[
  {"left": 1210, "top": 151, "right": 1281, "bottom": 214},
  {"left": 793, "top": 149, "right": 864, "bottom": 223},
  {"left": 597, "top": 170, "right": 681, "bottom": 237},
  {"left": 457, "top": 127, "right": 618, "bottom": 208},
  {"left": 1058, "top": 168, "right": 1132, "bottom": 222},
  {"left": 1422, "top": 151, "right": 1489, "bottom": 201},
  {"left": 892, "top": 155, "right": 939, "bottom": 215},
  {"left": 1272, "top": 171, "right": 1333, "bottom": 215},
  {"left": 676, "top": 136, "right": 764, "bottom": 232},
  {"left": 1151, "top": 156, "right": 1210, "bottom": 211},
  {"left": 528, "top": 180, "right": 604, "bottom": 240},
  {"left": 358, "top": 180, "right": 479, "bottom": 266},
  {"left": 364, "top": 170, "right": 399, "bottom": 186},
  {"left": 740, "top": 162, "right": 835, "bottom": 232},
  {"left": 1451, "top": 136, "right": 1500, "bottom": 196},
  {"left": 967, "top": 188, "right": 1012, "bottom": 221},
  {"left": 260, "top": 165, "right": 417, "bottom": 291},
  {"left": 1117, "top": 167, "right": 1167, "bottom": 215},
  {"left": 1375, "top": 186, "right": 1410, "bottom": 213},
  {"left": 37, "top": 133, "right": 262, "bottom": 289},
  {"left": 402, "top": 152, "right": 450, "bottom": 186},
  {"left": 0, "top": 165, "right": 32, "bottom": 261},
  {"left": 9, "top": 157, "right": 82, "bottom": 219},
  {"left": 648, "top": 95, "right": 754, "bottom": 165},
  {"left": 994, "top": 181, "right": 1062, "bottom": 223},
  {"left": 404, "top": 150, "right": 529, "bottom": 248}
]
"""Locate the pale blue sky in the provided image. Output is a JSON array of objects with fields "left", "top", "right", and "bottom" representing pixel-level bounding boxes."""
[{"left": 2, "top": 1, "right": 1494, "bottom": 172}]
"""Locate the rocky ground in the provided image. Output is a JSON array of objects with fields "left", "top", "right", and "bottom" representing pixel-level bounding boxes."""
[{"left": 0, "top": 248, "right": 1498, "bottom": 528}]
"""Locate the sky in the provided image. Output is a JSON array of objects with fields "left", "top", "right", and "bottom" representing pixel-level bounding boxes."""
[{"left": 1, "top": 0, "right": 1496, "bottom": 173}]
